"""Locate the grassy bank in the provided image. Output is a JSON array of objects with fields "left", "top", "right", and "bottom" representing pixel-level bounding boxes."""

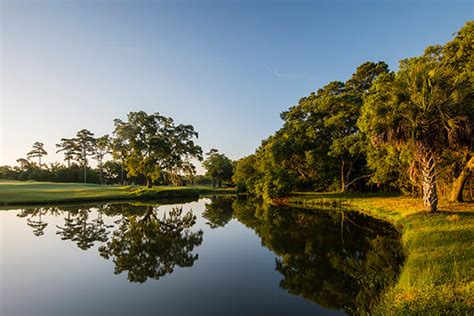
[
  {"left": 0, "top": 180, "right": 235, "bottom": 206},
  {"left": 283, "top": 192, "right": 474, "bottom": 314}
]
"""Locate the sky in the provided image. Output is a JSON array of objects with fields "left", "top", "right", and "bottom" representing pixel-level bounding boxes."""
[{"left": 0, "top": 0, "right": 472, "bottom": 173}]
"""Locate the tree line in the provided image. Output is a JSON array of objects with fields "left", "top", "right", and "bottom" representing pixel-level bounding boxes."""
[
  {"left": 1, "top": 111, "right": 235, "bottom": 187},
  {"left": 232, "top": 22, "right": 473, "bottom": 212}
]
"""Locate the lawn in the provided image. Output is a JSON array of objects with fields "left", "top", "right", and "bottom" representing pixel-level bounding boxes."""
[
  {"left": 0, "top": 180, "right": 235, "bottom": 206},
  {"left": 284, "top": 192, "right": 474, "bottom": 314}
]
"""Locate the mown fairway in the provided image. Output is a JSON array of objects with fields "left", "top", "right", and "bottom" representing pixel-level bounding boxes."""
[
  {"left": 0, "top": 180, "right": 234, "bottom": 206},
  {"left": 0, "top": 180, "right": 132, "bottom": 205}
]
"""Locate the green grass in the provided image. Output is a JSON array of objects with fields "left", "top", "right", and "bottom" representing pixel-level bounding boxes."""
[
  {"left": 283, "top": 192, "right": 474, "bottom": 314},
  {"left": 0, "top": 180, "right": 235, "bottom": 207}
]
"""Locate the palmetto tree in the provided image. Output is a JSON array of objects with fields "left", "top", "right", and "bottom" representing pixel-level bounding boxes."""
[{"left": 370, "top": 60, "right": 472, "bottom": 212}]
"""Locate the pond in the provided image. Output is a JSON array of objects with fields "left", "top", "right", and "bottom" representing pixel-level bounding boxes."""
[{"left": 0, "top": 196, "right": 404, "bottom": 316}]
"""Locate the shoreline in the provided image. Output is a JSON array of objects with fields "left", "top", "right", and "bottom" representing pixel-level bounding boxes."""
[{"left": 280, "top": 192, "right": 474, "bottom": 314}]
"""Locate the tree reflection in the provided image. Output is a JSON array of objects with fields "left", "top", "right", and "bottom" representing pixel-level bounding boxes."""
[
  {"left": 98, "top": 205, "right": 203, "bottom": 283},
  {"left": 56, "top": 205, "right": 112, "bottom": 250},
  {"left": 17, "top": 202, "right": 203, "bottom": 283},
  {"left": 18, "top": 208, "right": 50, "bottom": 237},
  {"left": 202, "top": 196, "right": 235, "bottom": 228},
  {"left": 232, "top": 199, "right": 404, "bottom": 315}
]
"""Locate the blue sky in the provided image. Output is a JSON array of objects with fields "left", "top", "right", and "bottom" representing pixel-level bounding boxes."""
[{"left": 1, "top": 0, "right": 472, "bottom": 172}]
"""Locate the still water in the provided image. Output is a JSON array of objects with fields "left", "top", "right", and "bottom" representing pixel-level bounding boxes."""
[{"left": 0, "top": 197, "right": 403, "bottom": 316}]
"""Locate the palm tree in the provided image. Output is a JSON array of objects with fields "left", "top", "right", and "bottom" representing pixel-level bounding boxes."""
[{"left": 371, "top": 60, "right": 472, "bottom": 212}]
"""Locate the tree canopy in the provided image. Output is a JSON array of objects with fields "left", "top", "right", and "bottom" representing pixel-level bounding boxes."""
[
  {"left": 202, "top": 149, "right": 234, "bottom": 188},
  {"left": 112, "top": 111, "right": 203, "bottom": 188},
  {"left": 234, "top": 21, "right": 473, "bottom": 209}
]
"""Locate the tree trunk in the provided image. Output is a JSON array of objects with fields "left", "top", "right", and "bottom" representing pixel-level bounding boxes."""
[
  {"left": 213, "top": 179, "right": 216, "bottom": 188},
  {"left": 99, "top": 166, "right": 104, "bottom": 185},
  {"left": 419, "top": 148, "right": 438, "bottom": 212},
  {"left": 120, "top": 164, "right": 124, "bottom": 185},
  {"left": 83, "top": 165, "right": 87, "bottom": 183},
  {"left": 450, "top": 156, "right": 474, "bottom": 202},
  {"left": 146, "top": 177, "right": 153, "bottom": 188},
  {"left": 340, "top": 160, "right": 346, "bottom": 193}
]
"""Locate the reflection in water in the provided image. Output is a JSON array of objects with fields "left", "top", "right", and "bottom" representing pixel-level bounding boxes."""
[
  {"left": 202, "top": 196, "right": 234, "bottom": 228},
  {"left": 99, "top": 205, "right": 203, "bottom": 283},
  {"left": 18, "top": 207, "right": 54, "bottom": 236},
  {"left": 17, "top": 202, "right": 204, "bottom": 283},
  {"left": 56, "top": 206, "right": 111, "bottom": 250},
  {"left": 15, "top": 197, "right": 403, "bottom": 314},
  {"left": 232, "top": 199, "right": 404, "bottom": 315}
]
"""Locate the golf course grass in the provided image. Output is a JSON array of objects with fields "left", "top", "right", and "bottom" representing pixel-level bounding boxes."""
[
  {"left": 282, "top": 192, "right": 474, "bottom": 314},
  {"left": 0, "top": 180, "right": 235, "bottom": 206}
]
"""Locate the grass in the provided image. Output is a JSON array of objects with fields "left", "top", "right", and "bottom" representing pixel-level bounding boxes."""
[
  {"left": 283, "top": 192, "right": 474, "bottom": 314},
  {"left": 0, "top": 180, "right": 235, "bottom": 207}
]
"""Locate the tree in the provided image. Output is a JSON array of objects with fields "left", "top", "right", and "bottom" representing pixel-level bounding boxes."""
[
  {"left": 361, "top": 57, "right": 472, "bottom": 212},
  {"left": 440, "top": 21, "right": 474, "bottom": 202},
  {"left": 112, "top": 111, "right": 202, "bottom": 188},
  {"left": 27, "top": 142, "right": 48, "bottom": 166},
  {"left": 74, "top": 129, "right": 96, "bottom": 183},
  {"left": 16, "top": 158, "right": 31, "bottom": 170},
  {"left": 103, "top": 160, "right": 123, "bottom": 184},
  {"left": 94, "top": 135, "right": 110, "bottom": 185},
  {"left": 202, "top": 149, "right": 233, "bottom": 188},
  {"left": 110, "top": 135, "right": 128, "bottom": 185},
  {"left": 56, "top": 138, "right": 78, "bottom": 167},
  {"left": 232, "top": 155, "right": 258, "bottom": 192},
  {"left": 235, "top": 61, "right": 389, "bottom": 199}
]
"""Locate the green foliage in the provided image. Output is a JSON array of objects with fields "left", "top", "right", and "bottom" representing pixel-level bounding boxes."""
[
  {"left": 112, "top": 111, "right": 202, "bottom": 187},
  {"left": 232, "top": 155, "right": 258, "bottom": 192},
  {"left": 236, "top": 22, "right": 473, "bottom": 204},
  {"left": 235, "top": 62, "right": 388, "bottom": 199},
  {"left": 359, "top": 30, "right": 473, "bottom": 211},
  {"left": 74, "top": 129, "right": 96, "bottom": 167},
  {"left": 27, "top": 142, "right": 48, "bottom": 165},
  {"left": 56, "top": 138, "right": 78, "bottom": 167},
  {"left": 202, "top": 149, "right": 233, "bottom": 187}
]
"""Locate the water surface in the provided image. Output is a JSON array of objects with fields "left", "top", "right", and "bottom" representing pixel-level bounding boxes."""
[{"left": 0, "top": 197, "right": 403, "bottom": 315}]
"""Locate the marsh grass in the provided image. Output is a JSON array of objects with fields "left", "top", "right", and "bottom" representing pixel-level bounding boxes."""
[{"left": 286, "top": 192, "right": 474, "bottom": 314}]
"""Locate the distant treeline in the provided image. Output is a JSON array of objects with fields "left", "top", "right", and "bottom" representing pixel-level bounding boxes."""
[
  {"left": 232, "top": 22, "right": 473, "bottom": 211},
  {"left": 1, "top": 112, "right": 234, "bottom": 187},
  {"left": 0, "top": 161, "right": 215, "bottom": 186}
]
